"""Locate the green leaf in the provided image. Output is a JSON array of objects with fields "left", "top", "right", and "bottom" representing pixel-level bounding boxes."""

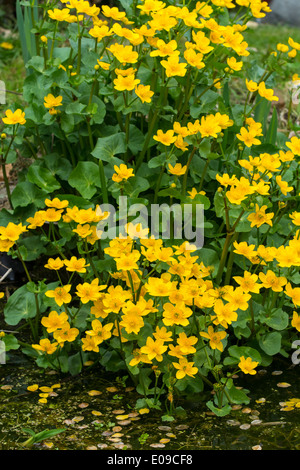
[
  {"left": 265, "top": 107, "right": 278, "bottom": 146},
  {"left": 27, "top": 164, "right": 61, "bottom": 192},
  {"left": 68, "top": 352, "right": 82, "bottom": 376},
  {"left": 1, "top": 334, "right": 20, "bottom": 352},
  {"left": 224, "top": 345, "right": 261, "bottom": 365},
  {"left": 206, "top": 400, "right": 231, "bottom": 417},
  {"left": 259, "top": 331, "right": 282, "bottom": 356},
  {"left": 92, "top": 133, "right": 126, "bottom": 165},
  {"left": 18, "top": 235, "right": 47, "bottom": 261},
  {"left": 11, "top": 182, "right": 48, "bottom": 208},
  {"left": 225, "top": 385, "right": 250, "bottom": 405},
  {"left": 4, "top": 284, "right": 39, "bottom": 326},
  {"left": 69, "top": 161, "right": 100, "bottom": 199},
  {"left": 263, "top": 309, "right": 289, "bottom": 331},
  {"left": 65, "top": 101, "right": 86, "bottom": 115}
]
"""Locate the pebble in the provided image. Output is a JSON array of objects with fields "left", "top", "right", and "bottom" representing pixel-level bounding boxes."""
[
  {"left": 239, "top": 424, "right": 251, "bottom": 430},
  {"left": 150, "top": 443, "right": 165, "bottom": 448},
  {"left": 242, "top": 407, "right": 252, "bottom": 414},
  {"left": 226, "top": 419, "right": 241, "bottom": 426},
  {"left": 175, "top": 424, "right": 189, "bottom": 430},
  {"left": 78, "top": 403, "right": 89, "bottom": 408},
  {"left": 272, "top": 371, "right": 283, "bottom": 376},
  {"left": 88, "top": 390, "right": 102, "bottom": 396},
  {"left": 251, "top": 419, "right": 262, "bottom": 425},
  {"left": 277, "top": 382, "right": 291, "bottom": 388},
  {"left": 252, "top": 445, "right": 262, "bottom": 450},
  {"left": 97, "top": 443, "right": 108, "bottom": 449},
  {"left": 118, "top": 420, "right": 131, "bottom": 426},
  {"left": 158, "top": 426, "right": 172, "bottom": 431}
]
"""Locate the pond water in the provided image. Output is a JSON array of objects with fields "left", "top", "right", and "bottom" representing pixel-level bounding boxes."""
[{"left": 0, "top": 354, "right": 299, "bottom": 450}]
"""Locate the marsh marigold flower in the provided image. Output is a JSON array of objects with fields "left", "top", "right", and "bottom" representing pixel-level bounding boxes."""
[
  {"left": 45, "top": 285, "right": 72, "bottom": 307},
  {"left": 200, "top": 326, "right": 227, "bottom": 352},
  {"left": 44, "top": 94, "right": 63, "bottom": 109},
  {"left": 2, "top": 109, "right": 26, "bottom": 125},
  {"left": 173, "top": 358, "right": 198, "bottom": 380},
  {"left": 112, "top": 164, "right": 134, "bottom": 183},
  {"left": 238, "top": 356, "right": 259, "bottom": 375}
]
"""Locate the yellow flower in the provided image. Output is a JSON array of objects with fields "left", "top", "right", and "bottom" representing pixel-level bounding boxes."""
[
  {"left": 236, "top": 127, "right": 261, "bottom": 147},
  {"left": 153, "top": 325, "right": 173, "bottom": 343},
  {"left": 291, "top": 311, "right": 300, "bottom": 332},
  {"left": 64, "top": 257, "right": 89, "bottom": 273},
  {"left": 245, "top": 79, "right": 258, "bottom": 93},
  {"left": 76, "top": 279, "right": 106, "bottom": 304},
  {"left": 0, "top": 42, "right": 13, "bottom": 50},
  {"left": 113, "top": 74, "right": 140, "bottom": 91},
  {"left": 81, "top": 335, "right": 100, "bottom": 353},
  {"left": 212, "top": 299, "right": 238, "bottom": 328},
  {"left": 85, "top": 320, "right": 114, "bottom": 345},
  {"left": 173, "top": 358, "right": 198, "bottom": 380},
  {"left": 129, "top": 348, "right": 152, "bottom": 367},
  {"left": 286, "top": 136, "right": 300, "bottom": 156},
  {"left": 160, "top": 55, "right": 187, "bottom": 78},
  {"left": 44, "top": 257, "right": 64, "bottom": 271},
  {"left": 275, "top": 175, "right": 293, "bottom": 195},
  {"left": 238, "top": 356, "right": 259, "bottom": 375},
  {"left": 168, "top": 163, "right": 187, "bottom": 176},
  {"left": 140, "top": 337, "right": 167, "bottom": 362},
  {"left": 134, "top": 84, "right": 154, "bottom": 103},
  {"left": 53, "top": 323, "right": 79, "bottom": 343},
  {"left": 116, "top": 250, "right": 140, "bottom": 271},
  {"left": 41, "top": 311, "right": 69, "bottom": 333},
  {"left": 107, "top": 43, "right": 138, "bottom": 64},
  {"left": 101, "top": 5, "right": 127, "bottom": 22},
  {"left": 120, "top": 312, "right": 144, "bottom": 335},
  {"left": 162, "top": 302, "right": 193, "bottom": 327},
  {"left": 43, "top": 208, "right": 63, "bottom": 223},
  {"left": 247, "top": 204, "right": 274, "bottom": 228},
  {"left": 259, "top": 270, "right": 287, "bottom": 292},
  {"left": 48, "top": 8, "right": 71, "bottom": 22},
  {"left": 200, "top": 326, "right": 226, "bottom": 351},
  {"left": 199, "top": 114, "right": 222, "bottom": 138},
  {"left": 285, "top": 283, "right": 300, "bottom": 307},
  {"left": 44, "top": 94, "right": 63, "bottom": 109},
  {"left": 45, "top": 285, "right": 72, "bottom": 307},
  {"left": 0, "top": 222, "right": 27, "bottom": 242},
  {"left": 258, "top": 82, "right": 279, "bottom": 102},
  {"left": 176, "top": 332, "right": 198, "bottom": 354},
  {"left": 32, "top": 338, "right": 58, "bottom": 355},
  {"left": 150, "top": 39, "right": 178, "bottom": 57},
  {"left": 153, "top": 129, "right": 177, "bottom": 146},
  {"left": 227, "top": 56, "right": 243, "bottom": 71},
  {"left": 45, "top": 198, "right": 68, "bottom": 209},
  {"left": 73, "top": 224, "right": 93, "bottom": 238},
  {"left": 112, "top": 164, "right": 134, "bottom": 183},
  {"left": 289, "top": 212, "right": 300, "bottom": 226},
  {"left": 233, "top": 271, "right": 261, "bottom": 294},
  {"left": 2, "top": 109, "right": 26, "bottom": 125}
]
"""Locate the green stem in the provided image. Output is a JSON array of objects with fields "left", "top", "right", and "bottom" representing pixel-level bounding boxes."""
[{"left": 182, "top": 146, "right": 198, "bottom": 197}]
